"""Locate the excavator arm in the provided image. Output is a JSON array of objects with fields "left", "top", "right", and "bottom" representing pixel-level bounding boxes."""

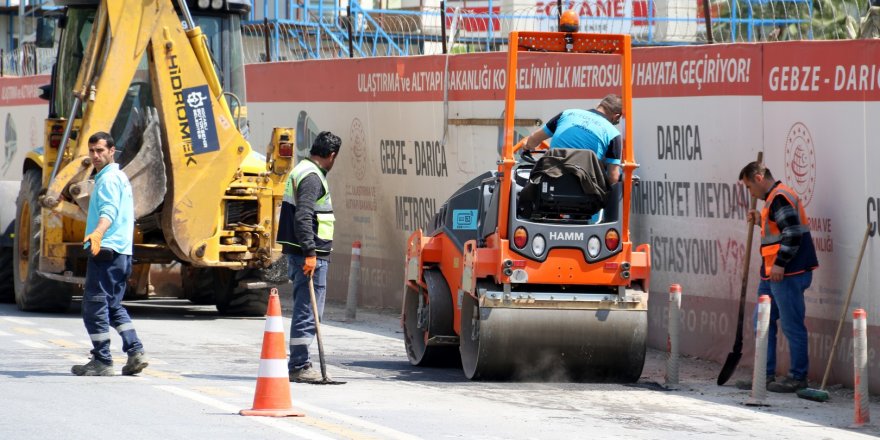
[{"left": 43, "top": 0, "right": 287, "bottom": 267}]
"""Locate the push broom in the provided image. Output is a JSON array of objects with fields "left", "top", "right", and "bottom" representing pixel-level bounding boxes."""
[{"left": 797, "top": 223, "right": 870, "bottom": 402}]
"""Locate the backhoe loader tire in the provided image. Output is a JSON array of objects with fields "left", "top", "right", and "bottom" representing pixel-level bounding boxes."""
[
  {"left": 213, "top": 268, "right": 269, "bottom": 316},
  {"left": 0, "top": 246, "right": 13, "bottom": 302},
  {"left": 180, "top": 265, "right": 217, "bottom": 305},
  {"left": 13, "top": 169, "right": 73, "bottom": 312}
]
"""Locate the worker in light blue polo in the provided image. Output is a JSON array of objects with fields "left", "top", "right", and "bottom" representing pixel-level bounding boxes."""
[
  {"left": 522, "top": 94, "right": 623, "bottom": 184},
  {"left": 72, "top": 131, "right": 148, "bottom": 377}
]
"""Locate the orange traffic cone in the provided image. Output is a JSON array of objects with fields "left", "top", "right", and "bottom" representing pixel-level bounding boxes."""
[{"left": 240, "top": 288, "right": 304, "bottom": 417}]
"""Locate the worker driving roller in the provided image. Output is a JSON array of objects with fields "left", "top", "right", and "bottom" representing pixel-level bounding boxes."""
[
  {"left": 521, "top": 94, "right": 624, "bottom": 185},
  {"left": 519, "top": 94, "right": 623, "bottom": 222}
]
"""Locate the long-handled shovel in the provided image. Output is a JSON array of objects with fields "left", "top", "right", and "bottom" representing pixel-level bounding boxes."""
[
  {"left": 797, "top": 223, "right": 871, "bottom": 402},
  {"left": 717, "top": 151, "right": 762, "bottom": 386},
  {"left": 307, "top": 275, "right": 346, "bottom": 385}
]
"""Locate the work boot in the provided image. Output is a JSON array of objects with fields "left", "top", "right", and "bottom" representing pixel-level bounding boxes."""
[
  {"left": 735, "top": 376, "right": 773, "bottom": 390},
  {"left": 767, "top": 376, "right": 808, "bottom": 393},
  {"left": 71, "top": 358, "right": 114, "bottom": 376},
  {"left": 122, "top": 351, "right": 149, "bottom": 376},
  {"left": 289, "top": 366, "right": 323, "bottom": 384}
]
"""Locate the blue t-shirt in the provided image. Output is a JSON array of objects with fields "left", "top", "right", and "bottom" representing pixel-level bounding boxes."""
[
  {"left": 542, "top": 109, "right": 622, "bottom": 166},
  {"left": 85, "top": 163, "right": 134, "bottom": 255}
]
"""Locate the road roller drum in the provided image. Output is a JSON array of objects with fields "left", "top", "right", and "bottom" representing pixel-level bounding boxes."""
[{"left": 459, "top": 285, "right": 647, "bottom": 381}]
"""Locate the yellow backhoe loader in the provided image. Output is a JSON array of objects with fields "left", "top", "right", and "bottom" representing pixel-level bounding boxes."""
[{"left": 10, "top": 0, "right": 294, "bottom": 315}]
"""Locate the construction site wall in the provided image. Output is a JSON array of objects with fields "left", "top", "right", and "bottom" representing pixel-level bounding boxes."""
[{"left": 245, "top": 39, "right": 880, "bottom": 390}]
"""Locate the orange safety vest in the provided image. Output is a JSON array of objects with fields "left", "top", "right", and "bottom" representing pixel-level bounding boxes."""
[{"left": 759, "top": 183, "right": 818, "bottom": 279}]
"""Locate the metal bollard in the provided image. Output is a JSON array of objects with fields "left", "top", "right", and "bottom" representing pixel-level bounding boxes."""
[
  {"left": 666, "top": 284, "right": 682, "bottom": 389},
  {"left": 746, "top": 295, "right": 771, "bottom": 406},
  {"left": 853, "top": 308, "right": 870, "bottom": 427},
  {"left": 345, "top": 241, "right": 361, "bottom": 321}
]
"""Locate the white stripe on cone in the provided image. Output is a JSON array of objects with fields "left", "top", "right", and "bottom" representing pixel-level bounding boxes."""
[
  {"left": 264, "top": 316, "right": 284, "bottom": 333},
  {"left": 258, "top": 359, "right": 289, "bottom": 378}
]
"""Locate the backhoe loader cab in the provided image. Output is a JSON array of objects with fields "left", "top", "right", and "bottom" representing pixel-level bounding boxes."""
[
  {"left": 9, "top": 0, "right": 295, "bottom": 315},
  {"left": 49, "top": 0, "right": 251, "bottom": 136},
  {"left": 403, "top": 32, "right": 652, "bottom": 381}
]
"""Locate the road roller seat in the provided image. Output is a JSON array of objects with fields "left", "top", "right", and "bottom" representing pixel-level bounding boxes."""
[{"left": 518, "top": 148, "right": 609, "bottom": 222}]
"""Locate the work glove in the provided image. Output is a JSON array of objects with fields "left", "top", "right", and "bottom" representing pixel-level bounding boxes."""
[
  {"left": 83, "top": 231, "right": 104, "bottom": 257},
  {"left": 303, "top": 255, "right": 317, "bottom": 277}
]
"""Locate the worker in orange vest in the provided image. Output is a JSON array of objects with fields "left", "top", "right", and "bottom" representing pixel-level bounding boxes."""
[{"left": 738, "top": 161, "right": 818, "bottom": 393}]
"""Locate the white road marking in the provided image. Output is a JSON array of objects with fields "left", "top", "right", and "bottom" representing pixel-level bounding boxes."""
[
  {"left": 231, "top": 385, "right": 422, "bottom": 440},
  {"left": 388, "top": 380, "right": 437, "bottom": 391},
  {"left": 48, "top": 339, "right": 89, "bottom": 349},
  {"left": 284, "top": 400, "right": 422, "bottom": 440},
  {"left": 141, "top": 369, "right": 183, "bottom": 380},
  {"left": 40, "top": 328, "right": 75, "bottom": 336},
  {"left": 193, "top": 386, "right": 238, "bottom": 398},
  {"left": 16, "top": 339, "right": 50, "bottom": 349},
  {"left": 65, "top": 354, "right": 85, "bottom": 362},
  {"left": 143, "top": 357, "right": 167, "bottom": 365},
  {"left": 2, "top": 317, "right": 35, "bottom": 325},
  {"left": 327, "top": 325, "right": 401, "bottom": 343},
  {"left": 156, "top": 385, "right": 337, "bottom": 440},
  {"left": 11, "top": 327, "right": 39, "bottom": 335},
  {"left": 324, "top": 367, "right": 373, "bottom": 379}
]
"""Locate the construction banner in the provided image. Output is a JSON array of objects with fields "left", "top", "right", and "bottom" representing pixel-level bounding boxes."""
[{"left": 628, "top": 44, "right": 763, "bottom": 364}]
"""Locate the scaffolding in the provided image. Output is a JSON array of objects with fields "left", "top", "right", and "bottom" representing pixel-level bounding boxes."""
[
  {"left": 0, "top": 0, "right": 870, "bottom": 73},
  {"left": 0, "top": 0, "right": 54, "bottom": 76},
  {"left": 243, "top": 0, "right": 866, "bottom": 61}
]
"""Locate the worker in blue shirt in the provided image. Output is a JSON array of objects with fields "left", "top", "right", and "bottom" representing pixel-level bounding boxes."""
[
  {"left": 523, "top": 94, "right": 623, "bottom": 184},
  {"left": 72, "top": 132, "right": 148, "bottom": 377}
]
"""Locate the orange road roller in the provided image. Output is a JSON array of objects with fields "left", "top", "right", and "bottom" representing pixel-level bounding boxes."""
[{"left": 403, "top": 31, "right": 651, "bottom": 381}]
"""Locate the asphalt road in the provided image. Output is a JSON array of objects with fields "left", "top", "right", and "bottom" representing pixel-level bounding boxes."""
[{"left": 0, "top": 293, "right": 877, "bottom": 440}]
